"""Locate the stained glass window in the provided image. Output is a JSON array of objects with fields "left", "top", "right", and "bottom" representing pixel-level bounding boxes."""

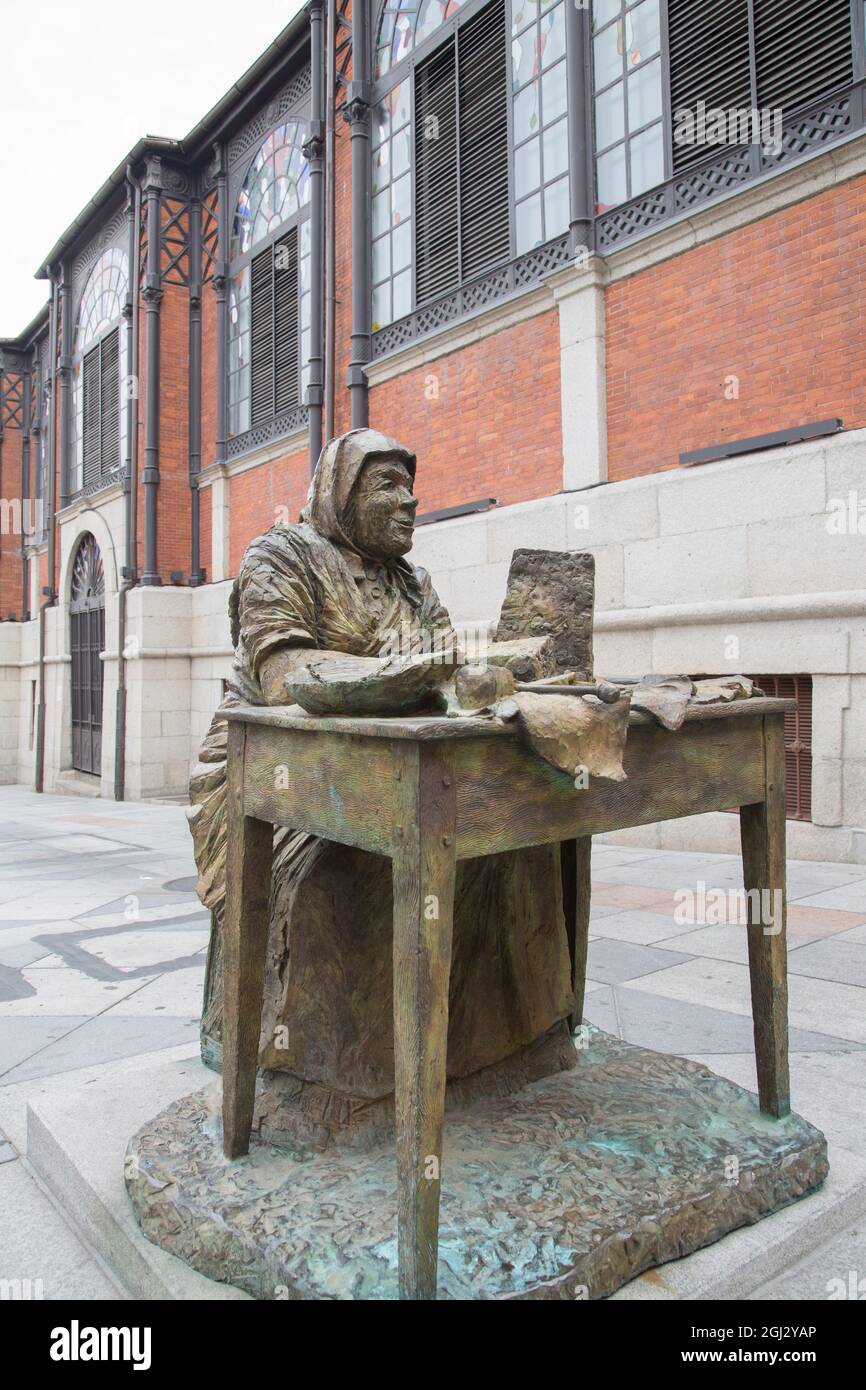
[
  {"left": 231, "top": 121, "right": 311, "bottom": 260},
  {"left": 228, "top": 119, "right": 311, "bottom": 436},
  {"left": 592, "top": 0, "right": 664, "bottom": 211},
  {"left": 75, "top": 248, "right": 128, "bottom": 356},
  {"left": 72, "top": 247, "right": 129, "bottom": 494},
  {"left": 511, "top": 0, "right": 570, "bottom": 253},
  {"left": 375, "top": 0, "right": 468, "bottom": 79}
]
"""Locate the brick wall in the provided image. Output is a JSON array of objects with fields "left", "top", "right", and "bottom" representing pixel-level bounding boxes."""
[
  {"left": 605, "top": 173, "right": 866, "bottom": 481},
  {"left": 0, "top": 425, "right": 23, "bottom": 619},
  {"left": 228, "top": 446, "right": 310, "bottom": 575},
  {"left": 155, "top": 283, "right": 192, "bottom": 581},
  {"left": 368, "top": 311, "right": 564, "bottom": 513},
  {"left": 201, "top": 278, "right": 217, "bottom": 471}
]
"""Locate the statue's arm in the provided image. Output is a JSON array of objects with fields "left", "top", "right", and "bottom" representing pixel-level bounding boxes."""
[
  {"left": 261, "top": 644, "right": 452, "bottom": 715},
  {"left": 259, "top": 646, "right": 347, "bottom": 706}
]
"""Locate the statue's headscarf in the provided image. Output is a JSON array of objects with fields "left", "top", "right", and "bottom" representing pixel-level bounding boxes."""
[{"left": 301, "top": 428, "right": 417, "bottom": 560}]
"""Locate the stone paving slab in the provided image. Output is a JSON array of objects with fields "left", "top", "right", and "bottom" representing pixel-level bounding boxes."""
[
  {"left": 583, "top": 987, "right": 865, "bottom": 1057},
  {"left": 0, "top": 1156, "right": 123, "bottom": 1301},
  {"left": 586, "top": 938, "right": 693, "bottom": 983},
  {"left": 624, "top": 957, "right": 866, "bottom": 1045}
]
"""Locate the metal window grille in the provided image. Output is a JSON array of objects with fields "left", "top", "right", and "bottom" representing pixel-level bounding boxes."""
[{"left": 750, "top": 674, "right": 813, "bottom": 822}]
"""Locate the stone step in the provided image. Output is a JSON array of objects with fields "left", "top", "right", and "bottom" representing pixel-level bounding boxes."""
[
  {"left": 54, "top": 770, "right": 102, "bottom": 799},
  {"left": 23, "top": 1050, "right": 249, "bottom": 1301}
]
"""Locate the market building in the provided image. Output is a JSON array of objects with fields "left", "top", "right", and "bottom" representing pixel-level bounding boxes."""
[{"left": 0, "top": 0, "right": 863, "bottom": 860}]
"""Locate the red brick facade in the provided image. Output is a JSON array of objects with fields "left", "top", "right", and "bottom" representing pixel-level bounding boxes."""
[
  {"left": 605, "top": 174, "right": 866, "bottom": 482},
  {"left": 369, "top": 312, "right": 563, "bottom": 514}
]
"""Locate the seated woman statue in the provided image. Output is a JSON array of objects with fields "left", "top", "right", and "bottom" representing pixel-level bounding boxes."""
[{"left": 188, "top": 427, "right": 575, "bottom": 1150}]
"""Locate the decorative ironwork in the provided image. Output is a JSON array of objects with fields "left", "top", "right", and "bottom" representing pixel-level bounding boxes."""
[
  {"left": 335, "top": 0, "right": 353, "bottom": 95},
  {"left": 0, "top": 372, "right": 26, "bottom": 428},
  {"left": 227, "top": 69, "right": 312, "bottom": 172},
  {"left": 226, "top": 404, "right": 309, "bottom": 460},
  {"left": 75, "top": 465, "right": 124, "bottom": 499},
  {"left": 201, "top": 189, "right": 219, "bottom": 284},
  {"left": 70, "top": 532, "right": 104, "bottom": 608},
  {"left": 71, "top": 206, "right": 127, "bottom": 300},
  {"left": 160, "top": 196, "right": 192, "bottom": 287},
  {"left": 597, "top": 82, "right": 865, "bottom": 253},
  {"left": 371, "top": 232, "right": 570, "bottom": 357}
]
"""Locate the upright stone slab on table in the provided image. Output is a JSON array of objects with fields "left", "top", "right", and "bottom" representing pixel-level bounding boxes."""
[{"left": 495, "top": 548, "right": 595, "bottom": 677}]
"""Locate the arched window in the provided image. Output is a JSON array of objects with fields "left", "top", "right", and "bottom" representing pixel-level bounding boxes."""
[
  {"left": 228, "top": 120, "right": 311, "bottom": 441},
  {"left": 371, "top": 0, "right": 571, "bottom": 332},
  {"left": 69, "top": 532, "right": 105, "bottom": 776},
  {"left": 72, "top": 247, "right": 129, "bottom": 494},
  {"left": 375, "top": 0, "right": 467, "bottom": 79}
]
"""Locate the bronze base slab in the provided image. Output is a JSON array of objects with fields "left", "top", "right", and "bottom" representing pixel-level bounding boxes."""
[{"left": 125, "top": 1029, "right": 828, "bottom": 1300}]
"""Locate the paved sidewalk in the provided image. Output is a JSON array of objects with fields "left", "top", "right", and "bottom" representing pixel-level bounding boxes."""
[{"left": 0, "top": 784, "right": 864, "bottom": 1300}]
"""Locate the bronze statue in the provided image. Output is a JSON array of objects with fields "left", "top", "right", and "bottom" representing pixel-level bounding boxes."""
[
  {"left": 122, "top": 431, "right": 825, "bottom": 1300},
  {"left": 188, "top": 428, "right": 574, "bottom": 1146}
]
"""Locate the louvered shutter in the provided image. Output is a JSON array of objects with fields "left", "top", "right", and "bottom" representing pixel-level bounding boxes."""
[
  {"left": 250, "top": 244, "right": 275, "bottom": 425},
  {"left": 82, "top": 345, "right": 101, "bottom": 486},
  {"left": 753, "top": 0, "right": 852, "bottom": 113},
  {"left": 99, "top": 328, "right": 120, "bottom": 475},
  {"left": 415, "top": 0, "right": 509, "bottom": 304},
  {"left": 273, "top": 228, "right": 299, "bottom": 413},
  {"left": 415, "top": 41, "right": 459, "bottom": 303},
  {"left": 668, "top": 0, "right": 752, "bottom": 172},
  {"left": 750, "top": 675, "right": 813, "bottom": 821},
  {"left": 458, "top": 0, "right": 509, "bottom": 280}
]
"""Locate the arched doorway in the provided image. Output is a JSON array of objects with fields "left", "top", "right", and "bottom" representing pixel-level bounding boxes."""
[{"left": 69, "top": 533, "right": 105, "bottom": 776}]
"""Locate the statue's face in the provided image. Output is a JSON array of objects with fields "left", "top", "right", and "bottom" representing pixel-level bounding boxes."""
[{"left": 349, "top": 456, "right": 417, "bottom": 559}]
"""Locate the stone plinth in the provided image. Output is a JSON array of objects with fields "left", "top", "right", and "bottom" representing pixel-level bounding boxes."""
[{"left": 125, "top": 1029, "right": 827, "bottom": 1301}]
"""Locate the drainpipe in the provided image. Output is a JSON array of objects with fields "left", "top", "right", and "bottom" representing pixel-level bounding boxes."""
[
  {"left": 114, "top": 168, "right": 141, "bottom": 801},
  {"left": 21, "top": 369, "right": 31, "bottom": 620},
  {"left": 324, "top": 0, "right": 337, "bottom": 442},
  {"left": 346, "top": 0, "right": 371, "bottom": 429},
  {"left": 305, "top": 0, "right": 326, "bottom": 473},
  {"left": 188, "top": 189, "right": 205, "bottom": 584},
  {"left": 213, "top": 143, "right": 228, "bottom": 469},
  {"left": 57, "top": 263, "right": 73, "bottom": 508},
  {"left": 566, "top": 0, "right": 594, "bottom": 254},
  {"left": 35, "top": 273, "right": 60, "bottom": 793},
  {"left": 141, "top": 157, "right": 163, "bottom": 585},
  {"left": 0, "top": 378, "right": 4, "bottom": 573}
]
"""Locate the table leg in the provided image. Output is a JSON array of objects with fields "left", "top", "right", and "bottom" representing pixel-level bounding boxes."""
[
  {"left": 562, "top": 836, "right": 592, "bottom": 1031},
  {"left": 739, "top": 717, "right": 790, "bottom": 1118},
  {"left": 392, "top": 744, "right": 457, "bottom": 1301},
  {"left": 222, "top": 722, "right": 273, "bottom": 1159}
]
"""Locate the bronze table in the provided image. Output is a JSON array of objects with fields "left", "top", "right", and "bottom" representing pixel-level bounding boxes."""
[{"left": 221, "top": 697, "right": 794, "bottom": 1301}]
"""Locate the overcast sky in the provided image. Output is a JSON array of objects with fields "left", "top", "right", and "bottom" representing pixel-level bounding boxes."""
[{"left": 0, "top": 0, "right": 306, "bottom": 337}]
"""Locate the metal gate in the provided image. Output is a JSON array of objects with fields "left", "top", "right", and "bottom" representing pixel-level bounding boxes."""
[{"left": 70, "top": 534, "right": 105, "bottom": 776}]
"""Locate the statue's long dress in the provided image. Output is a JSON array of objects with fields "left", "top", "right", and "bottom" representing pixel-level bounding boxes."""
[{"left": 189, "top": 522, "right": 574, "bottom": 1138}]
